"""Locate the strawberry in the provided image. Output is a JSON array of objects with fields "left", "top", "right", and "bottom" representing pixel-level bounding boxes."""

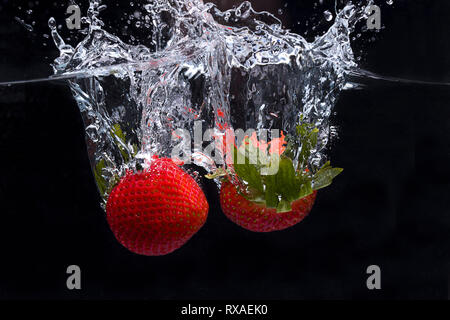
[
  {"left": 106, "top": 157, "right": 209, "bottom": 256},
  {"left": 213, "top": 120, "right": 343, "bottom": 232},
  {"left": 220, "top": 180, "right": 317, "bottom": 232}
]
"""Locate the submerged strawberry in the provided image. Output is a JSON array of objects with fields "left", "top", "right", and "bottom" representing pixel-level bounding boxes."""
[
  {"left": 220, "top": 180, "right": 317, "bottom": 232},
  {"left": 214, "top": 120, "right": 342, "bottom": 232},
  {"left": 106, "top": 157, "right": 208, "bottom": 256}
]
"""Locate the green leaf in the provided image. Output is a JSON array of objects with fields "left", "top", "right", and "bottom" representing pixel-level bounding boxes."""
[
  {"left": 264, "top": 174, "right": 279, "bottom": 208},
  {"left": 297, "top": 121, "right": 319, "bottom": 169},
  {"left": 313, "top": 161, "right": 343, "bottom": 190},
  {"left": 132, "top": 143, "right": 138, "bottom": 157},
  {"left": 94, "top": 159, "right": 107, "bottom": 197},
  {"left": 105, "top": 174, "right": 120, "bottom": 198},
  {"left": 93, "top": 157, "right": 121, "bottom": 203},
  {"left": 296, "top": 171, "right": 313, "bottom": 200},
  {"left": 232, "top": 146, "right": 264, "bottom": 195},
  {"left": 111, "top": 124, "right": 126, "bottom": 142},
  {"left": 262, "top": 157, "right": 313, "bottom": 212},
  {"left": 276, "top": 199, "right": 292, "bottom": 213},
  {"left": 281, "top": 138, "right": 296, "bottom": 160},
  {"left": 110, "top": 124, "right": 138, "bottom": 163},
  {"left": 276, "top": 157, "right": 301, "bottom": 203}
]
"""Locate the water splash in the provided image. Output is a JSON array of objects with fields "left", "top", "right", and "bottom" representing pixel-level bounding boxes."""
[{"left": 48, "top": 0, "right": 374, "bottom": 203}]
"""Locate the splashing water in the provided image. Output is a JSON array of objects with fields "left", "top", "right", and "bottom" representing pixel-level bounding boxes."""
[{"left": 48, "top": 0, "right": 374, "bottom": 203}]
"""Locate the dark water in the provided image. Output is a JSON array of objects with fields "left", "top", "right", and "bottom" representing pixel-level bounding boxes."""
[{"left": 0, "top": 0, "right": 449, "bottom": 299}]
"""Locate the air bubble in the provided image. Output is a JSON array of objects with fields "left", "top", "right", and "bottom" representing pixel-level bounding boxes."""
[{"left": 324, "top": 10, "right": 333, "bottom": 22}]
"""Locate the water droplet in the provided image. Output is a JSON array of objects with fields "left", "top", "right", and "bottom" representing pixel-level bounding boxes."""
[
  {"left": 48, "top": 17, "right": 56, "bottom": 29},
  {"left": 14, "top": 17, "right": 33, "bottom": 32},
  {"left": 324, "top": 10, "right": 333, "bottom": 21},
  {"left": 277, "top": 8, "right": 283, "bottom": 15},
  {"left": 386, "top": 0, "right": 393, "bottom": 5},
  {"left": 144, "top": 4, "right": 152, "bottom": 12}
]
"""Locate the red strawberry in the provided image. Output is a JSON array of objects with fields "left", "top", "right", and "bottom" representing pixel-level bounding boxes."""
[
  {"left": 220, "top": 180, "right": 317, "bottom": 232},
  {"left": 213, "top": 121, "right": 342, "bottom": 233},
  {"left": 106, "top": 157, "right": 208, "bottom": 256}
]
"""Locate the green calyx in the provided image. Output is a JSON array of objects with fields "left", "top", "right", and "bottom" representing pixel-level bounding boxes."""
[
  {"left": 110, "top": 124, "right": 138, "bottom": 164},
  {"left": 209, "top": 120, "right": 343, "bottom": 213},
  {"left": 94, "top": 124, "right": 138, "bottom": 203},
  {"left": 94, "top": 159, "right": 119, "bottom": 203}
]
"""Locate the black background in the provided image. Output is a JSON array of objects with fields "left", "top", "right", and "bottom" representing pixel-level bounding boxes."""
[{"left": 0, "top": 0, "right": 449, "bottom": 300}]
